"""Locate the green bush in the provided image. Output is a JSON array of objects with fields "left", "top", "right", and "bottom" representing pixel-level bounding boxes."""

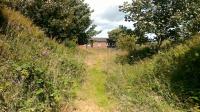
[
  {"left": 3, "top": 0, "right": 94, "bottom": 43},
  {"left": 64, "top": 38, "right": 77, "bottom": 49},
  {"left": 116, "top": 34, "right": 136, "bottom": 51},
  {"left": 106, "top": 34, "right": 200, "bottom": 111},
  {"left": 116, "top": 39, "right": 174, "bottom": 64},
  {"left": 154, "top": 36, "right": 200, "bottom": 106},
  {"left": 116, "top": 44, "right": 156, "bottom": 64}
]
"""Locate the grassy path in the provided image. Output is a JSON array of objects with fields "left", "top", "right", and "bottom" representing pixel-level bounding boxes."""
[{"left": 72, "top": 48, "right": 118, "bottom": 112}]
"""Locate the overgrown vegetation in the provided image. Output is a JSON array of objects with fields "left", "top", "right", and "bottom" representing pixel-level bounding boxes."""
[
  {"left": 105, "top": 1, "right": 200, "bottom": 111},
  {"left": 1, "top": 0, "right": 200, "bottom": 111},
  {"left": 2, "top": 0, "right": 100, "bottom": 45},
  {"left": 106, "top": 34, "right": 200, "bottom": 111},
  {"left": 120, "top": 0, "right": 200, "bottom": 50},
  {"left": 112, "top": 0, "right": 200, "bottom": 64},
  {"left": 0, "top": 7, "right": 85, "bottom": 111}
]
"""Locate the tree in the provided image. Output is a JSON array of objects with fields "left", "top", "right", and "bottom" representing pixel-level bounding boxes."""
[
  {"left": 86, "top": 25, "right": 101, "bottom": 38},
  {"left": 108, "top": 26, "right": 136, "bottom": 51},
  {"left": 117, "top": 34, "right": 136, "bottom": 51},
  {"left": 3, "top": 0, "right": 98, "bottom": 44},
  {"left": 108, "top": 25, "right": 133, "bottom": 41},
  {"left": 120, "top": 0, "right": 200, "bottom": 50}
]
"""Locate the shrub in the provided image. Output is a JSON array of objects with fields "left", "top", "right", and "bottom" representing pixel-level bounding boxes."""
[
  {"left": 154, "top": 35, "right": 200, "bottom": 106},
  {"left": 106, "top": 34, "right": 200, "bottom": 111},
  {"left": 116, "top": 34, "right": 136, "bottom": 52},
  {"left": 0, "top": 7, "right": 85, "bottom": 111},
  {"left": 63, "top": 38, "right": 77, "bottom": 49}
]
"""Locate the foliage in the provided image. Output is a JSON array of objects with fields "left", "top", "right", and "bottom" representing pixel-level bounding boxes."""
[
  {"left": 154, "top": 35, "right": 200, "bottom": 107},
  {"left": 78, "top": 24, "right": 101, "bottom": 45},
  {"left": 64, "top": 38, "right": 77, "bottom": 48},
  {"left": 0, "top": 7, "right": 85, "bottom": 111},
  {"left": 3, "top": 0, "right": 99, "bottom": 44},
  {"left": 106, "top": 34, "right": 200, "bottom": 111},
  {"left": 86, "top": 25, "right": 102, "bottom": 39},
  {"left": 119, "top": 45, "right": 156, "bottom": 64},
  {"left": 117, "top": 39, "right": 175, "bottom": 64},
  {"left": 120, "top": 0, "right": 200, "bottom": 49},
  {"left": 108, "top": 25, "right": 136, "bottom": 52},
  {"left": 108, "top": 25, "right": 133, "bottom": 41},
  {"left": 116, "top": 34, "right": 136, "bottom": 51}
]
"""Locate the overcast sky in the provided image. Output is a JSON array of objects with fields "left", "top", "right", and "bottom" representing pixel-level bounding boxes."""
[{"left": 84, "top": 0, "right": 133, "bottom": 38}]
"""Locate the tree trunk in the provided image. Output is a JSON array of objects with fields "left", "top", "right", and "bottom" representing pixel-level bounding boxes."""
[{"left": 156, "top": 36, "right": 163, "bottom": 52}]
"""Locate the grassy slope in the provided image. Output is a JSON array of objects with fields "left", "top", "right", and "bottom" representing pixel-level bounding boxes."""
[
  {"left": 106, "top": 35, "right": 200, "bottom": 112},
  {"left": 0, "top": 7, "right": 85, "bottom": 111}
]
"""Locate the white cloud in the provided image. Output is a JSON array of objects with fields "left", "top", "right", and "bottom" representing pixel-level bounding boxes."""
[{"left": 85, "top": 0, "right": 132, "bottom": 38}]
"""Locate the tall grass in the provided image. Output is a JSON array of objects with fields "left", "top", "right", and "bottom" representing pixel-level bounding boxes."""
[
  {"left": 106, "top": 34, "right": 200, "bottom": 111},
  {"left": 0, "top": 7, "right": 85, "bottom": 111}
]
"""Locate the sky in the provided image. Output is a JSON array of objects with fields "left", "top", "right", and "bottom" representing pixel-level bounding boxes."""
[{"left": 84, "top": 0, "right": 133, "bottom": 38}]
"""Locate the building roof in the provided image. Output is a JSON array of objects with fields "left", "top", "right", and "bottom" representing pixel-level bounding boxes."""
[{"left": 90, "top": 37, "right": 108, "bottom": 42}]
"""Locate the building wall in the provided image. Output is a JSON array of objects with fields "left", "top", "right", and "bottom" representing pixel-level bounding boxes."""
[
  {"left": 79, "top": 42, "right": 108, "bottom": 49},
  {"left": 93, "top": 42, "right": 107, "bottom": 48}
]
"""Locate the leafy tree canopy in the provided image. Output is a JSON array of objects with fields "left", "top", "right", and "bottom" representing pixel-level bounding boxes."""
[
  {"left": 2, "top": 0, "right": 99, "bottom": 44},
  {"left": 108, "top": 25, "right": 133, "bottom": 41},
  {"left": 120, "top": 0, "right": 200, "bottom": 49}
]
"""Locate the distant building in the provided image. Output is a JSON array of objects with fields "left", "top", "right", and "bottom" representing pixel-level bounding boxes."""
[
  {"left": 90, "top": 37, "right": 107, "bottom": 48},
  {"left": 89, "top": 37, "right": 116, "bottom": 48},
  {"left": 79, "top": 37, "right": 116, "bottom": 48}
]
